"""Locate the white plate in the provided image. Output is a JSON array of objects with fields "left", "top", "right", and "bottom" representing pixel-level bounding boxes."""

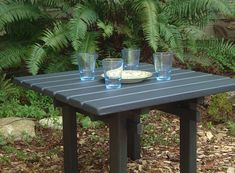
[{"left": 101, "top": 70, "right": 152, "bottom": 83}]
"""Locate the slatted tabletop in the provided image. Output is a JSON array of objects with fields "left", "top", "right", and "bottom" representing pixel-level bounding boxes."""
[{"left": 15, "top": 64, "right": 235, "bottom": 116}]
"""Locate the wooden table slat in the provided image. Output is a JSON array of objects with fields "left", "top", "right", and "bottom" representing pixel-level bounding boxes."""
[
  {"left": 77, "top": 78, "right": 235, "bottom": 115},
  {"left": 25, "top": 68, "right": 186, "bottom": 96},
  {"left": 15, "top": 63, "right": 153, "bottom": 82},
  {"left": 14, "top": 64, "right": 235, "bottom": 116},
  {"left": 18, "top": 64, "right": 157, "bottom": 91},
  {"left": 55, "top": 71, "right": 213, "bottom": 102},
  {"left": 61, "top": 74, "right": 223, "bottom": 104}
]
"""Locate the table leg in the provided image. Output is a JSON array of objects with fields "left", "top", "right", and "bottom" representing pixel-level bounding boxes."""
[
  {"left": 62, "top": 106, "right": 78, "bottom": 173},
  {"left": 109, "top": 114, "right": 128, "bottom": 173},
  {"left": 127, "top": 114, "right": 141, "bottom": 160},
  {"left": 180, "top": 105, "right": 199, "bottom": 173}
]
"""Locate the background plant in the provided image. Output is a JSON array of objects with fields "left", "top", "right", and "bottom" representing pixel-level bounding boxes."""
[
  {"left": 0, "top": 0, "right": 234, "bottom": 76},
  {"left": 0, "top": 74, "right": 16, "bottom": 103},
  {"left": 208, "top": 93, "right": 234, "bottom": 123},
  {"left": 207, "top": 93, "right": 235, "bottom": 137},
  {"left": 0, "top": 81, "right": 60, "bottom": 119}
]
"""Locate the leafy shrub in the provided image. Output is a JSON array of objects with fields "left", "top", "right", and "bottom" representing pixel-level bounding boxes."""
[
  {"left": 24, "top": 90, "right": 54, "bottom": 110},
  {"left": 208, "top": 93, "right": 234, "bottom": 122},
  {"left": 78, "top": 115, "right": 92, "bottom": 129},
  {"left": 226, "top": 121, "right": 235, "bottom": 136},
  {"left": 0, "top": 0, "right": 234, "bottom": 74},
  {"left": 0, "top": 76, "right": 60, "bottom": 119},
  {"left": 0, "top": 74, "right": 17, "bottom": 103},
  {"left": 76, "top": 113, "right": 105, "bottom": 129},
  {"left": 0, "top": 100, "right": 47, "bottom": 119},
  {"left": 196, "top": 39, "right": 235, "bottom": 71}
]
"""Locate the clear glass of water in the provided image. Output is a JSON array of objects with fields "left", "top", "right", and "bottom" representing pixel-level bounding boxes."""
[
  {"left": 102, "top": 58, "right": 123, "bottom": 89},
  {"left": 121, "top": 48, "right": 140, "bottom": 70},
  {"left": 77, "top": 53, "right": 97, "bottom": 81},
  {"left": 153, "top": 52, "right": 173, "bottom": 81}
]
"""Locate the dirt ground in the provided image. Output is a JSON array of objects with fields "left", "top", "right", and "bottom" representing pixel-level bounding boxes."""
[{"left": 0, "top": 108, "right": 234, "bottom": 173}]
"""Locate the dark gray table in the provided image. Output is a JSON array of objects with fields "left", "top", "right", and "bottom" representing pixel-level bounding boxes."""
[{"left": 14, "top": 64, "right": 235, "bottom": 173}]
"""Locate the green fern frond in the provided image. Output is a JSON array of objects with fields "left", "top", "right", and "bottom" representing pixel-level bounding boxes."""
[
  {"left": 0, "top": 46, "right": 28, "bottom": 71},
  {"left": 0, "top": 74, "right": 13, "bottom": 90},
  {"left": 38, "top": 0, "right": 65, "bottom": 7},
  {"left": 167, "top": 0, "right": 211, "bottom": 27},
  {"left": 159, "top": 22, "right": 184, "bottom": 60},
  {"left": 69, "top": 19, "right": 86, "bottom": 51},
  {"left": 198, "top": 39, "right": 235, "bottom": 55},
  {"left": 197, "top": 39, "right": 235, "bottom": 71},
  {"left": 97, "top": 20, "right": 114, "bottom": 38},
  {"left": 182, "top": 25, "right": 209, "bottom": 54},
  {"left": 0, "top": 73, "right": 15, "bottom": 101},
  {"left": 70, "top": 52, "right": 79, "bottom": 65},
  {"left": 28, "top": 22, "right": 70, "bottom": 74},
  {"left": 71, "top": 32, "right": 99, "bottom": 65},
  {"left": 27, "top": 44, "right": 46, "bottom": 75},
  {"left": 41, "top": 22, "right": 69, "bottom": 51},
  {"left": 0, "top": 1, "right": 41, "bottom": 30},
  {"left": 208, "top": 0, "right": 233, "bottom": 16},
  {"left": 183, "top": 26, "right": 209, "bottom": 40},
  {"left": 69, "top": 4, "right": 97, "bottom": 51},
  {"left": 44, "top": 55, "right": 73, "bottom": 73},
  {"left": 14, "top": 0, "right": 64, "bottom": 6},
  {"left": 134, "top": 0, "right": 159, "bottom": 52},
  {"left": 79, "top": 32, "right": 99, "bottom": 53}
]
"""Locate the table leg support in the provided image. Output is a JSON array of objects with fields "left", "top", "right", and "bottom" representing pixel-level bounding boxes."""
[
  {"left": 180, "top": 104, "right": 199, "bottom": 173},
  {"left": 127, "top": 114, "right": 141, "bottom": 160},
  {"left": 109, "top": 114, "right": 128, "bottom": 173},
  {"left": 62, "top": 106, "right": 78, "bottom": 173}
]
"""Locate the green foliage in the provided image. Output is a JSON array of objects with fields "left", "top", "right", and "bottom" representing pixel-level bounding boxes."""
[
  {"left": 2, "top": 145, "right": 37, "bottom": 161},
  {"left": 226, "top": 121, "right": 235, "bottom": 137},
  {"left": 208, "top": 93, "right": 234, "bottom": 123},
  {"left": 0, "top": 100, "right": 47, "bottom": 119},
  {"left": 0, "top": 74, "right": 16, "bottom": 103},
  {"left": 77, "top": 114, "right": 92, "bottom": 128},
  {"left": 0, "top": 155, "right": 10, "bottom": 164},
  {"left": 0, "top": 134, "right": 7, "bottom": 146},
  {"left": 25, "top": 90, "right": 53, "bottom": 109},
  {"left": 1, "top": 0, "right": 234, "bottom": 74},
  {"left": 167, "top": 0, "right": 232, "bottom": 27},
  {"left": 76, "top": 113, "right": 105, "bottom": 129},
  {"left": 79, "top": 32, "right": 99, "bottom": 53},
  {"left": 206, "top": 121, "right": 214, "bottom": 130},
  {"left": 0, "top": 1, "right": 41, "bottom": 30},
  {"left": 0, "top": 78, "right": 60, "bottom": 119},
  {"left": 41, "top": 22, "right": 69, "bottom": 52},
  {"left": 0, "top": 46, "right": 28, "bottom": 71},
  {"left": 141, "top": 113, "right": 179, "bottom": 147},
  {"left": 97, "top": 20, "right": 113, "bottom": 38},
  {"left": 134, "top": 0, "right": 159, "bottom": 52},
  {"left": 28, "top": 44, "right": 47, "bottom": 75},
  {"left": 197, "top": 39, "right": 235, "bottom": 71},
  {"left": 69, "top": 4, "right": 98, "bottom": 51},
  {"left": 44, "top": 55, "right": 75, "bottom": 73}
]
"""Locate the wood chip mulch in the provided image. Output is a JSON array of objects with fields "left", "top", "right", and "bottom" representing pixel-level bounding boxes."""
[{"left": 0, "top": 110, "right": 234, "bottom": 173}]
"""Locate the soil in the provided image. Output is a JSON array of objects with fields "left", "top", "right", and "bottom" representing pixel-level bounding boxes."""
[{"left": 0, "top": 109, "right": 234, "bottom": 173}]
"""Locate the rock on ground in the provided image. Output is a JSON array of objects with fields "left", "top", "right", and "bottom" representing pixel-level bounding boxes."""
[
  {"left": 0, "top": 117, "right": 35, "bottom": 140},
  {"left": 39, "top": 116, "right": 62, "bottom": 130}
]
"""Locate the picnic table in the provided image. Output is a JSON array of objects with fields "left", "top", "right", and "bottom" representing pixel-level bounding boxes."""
[{"left": 14, "top": 63, "right": 235, "bottom": 173}]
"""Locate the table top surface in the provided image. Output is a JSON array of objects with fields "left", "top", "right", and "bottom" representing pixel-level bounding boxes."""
[{"left": 15, "top": 64, "right": 235, "bottom": 116}]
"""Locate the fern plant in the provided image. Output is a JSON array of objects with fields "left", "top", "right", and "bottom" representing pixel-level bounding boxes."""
[
  {"left": 0, "top": 0, "right": 77, "bottom": 72},
  {"left": 0, "top": 0, "right": 234, "bottom": 75},
  {"left": 0, "top": 74, "right": 16, "bottom": 103},
  {"left": 197, "top": 39, "right": 235, "bottom": 71}
]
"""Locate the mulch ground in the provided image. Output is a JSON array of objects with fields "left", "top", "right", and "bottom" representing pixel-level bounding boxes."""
[{"left": 0, "top": 108, "right": 234, "bottom": 173}]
